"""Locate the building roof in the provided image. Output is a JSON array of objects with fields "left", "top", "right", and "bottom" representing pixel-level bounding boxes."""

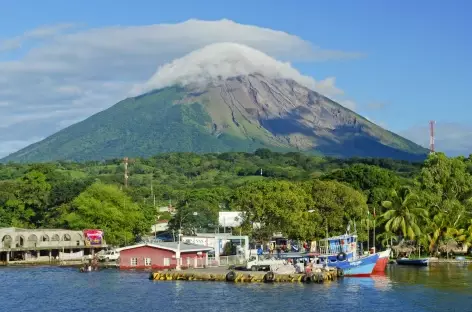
[{"left": 118, "top": 242, "right": 213, "bottom": 253}]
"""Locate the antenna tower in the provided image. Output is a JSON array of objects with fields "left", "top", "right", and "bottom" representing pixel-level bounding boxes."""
[
  {"left": 123, "top": 157, "right": 129, "bottom": 187},
  {"left": 429, "top": 120, "right": 435, "bottom": 154},
  {"left": 122, "top": 157, "right": 135, "bottom": 187}
]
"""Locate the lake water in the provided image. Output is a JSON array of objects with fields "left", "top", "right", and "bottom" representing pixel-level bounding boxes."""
[{"left": 1, "top": 263, "right": 471, "bottom": 312}]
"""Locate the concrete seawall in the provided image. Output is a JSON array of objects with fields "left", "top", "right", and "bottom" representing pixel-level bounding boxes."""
[{"left": 149, "top": 267, "right": 342, "bottom": 283}]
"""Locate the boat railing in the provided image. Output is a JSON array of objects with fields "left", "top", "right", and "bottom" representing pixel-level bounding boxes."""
[{"left": 317, "top": 243, "right": 356, "bottom": 255}]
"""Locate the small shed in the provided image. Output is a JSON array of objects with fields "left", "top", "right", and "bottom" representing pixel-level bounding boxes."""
[{"left": 119, "top": 242, "right": 213, "bottom": 270}]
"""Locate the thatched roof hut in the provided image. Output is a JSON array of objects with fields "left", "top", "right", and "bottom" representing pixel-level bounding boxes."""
[
  {"left": 391, "top": 240, "right": 416, "bottom": 255},
  {"left": 438, "top": 240, "right": 468, "bottom": 254}
]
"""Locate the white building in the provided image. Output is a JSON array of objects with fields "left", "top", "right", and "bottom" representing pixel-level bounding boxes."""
[
  {"left": 181, "top": 233, "right": 249, "bottom": 263},
  {"left": 219, "top": 211, "right": 243, "bottom": 227},
  {"left": 151, "top": 221, "right": 169, "bottom": 233},
  {"left": 218, "top": 211, "right": 261, "bottom": 229}
]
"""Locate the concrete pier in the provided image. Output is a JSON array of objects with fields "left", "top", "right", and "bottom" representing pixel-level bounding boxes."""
[{"left": 149, "top": 267, "right": 342, "bottom": 283}]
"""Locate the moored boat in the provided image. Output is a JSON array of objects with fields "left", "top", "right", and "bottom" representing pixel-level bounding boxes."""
[
  {"left": 373, "top": 248, "right": 391, "bottom": 273},
  {"left": 316, "top": 233, "right": 379, "bottom": 277},
  {"left": 396, "top": 257, "right": 429, "bottom": 266},
  {"left": 329, "top": 252, "right": 379, "bottom": 276}
]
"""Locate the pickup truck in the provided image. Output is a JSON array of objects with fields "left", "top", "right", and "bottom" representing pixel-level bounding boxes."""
[
  {"left": 98, "top": 250, "right": 120, "bottom": 261},
  {"left": 245, "top": 256, "right": 286, "bottom": 271}
]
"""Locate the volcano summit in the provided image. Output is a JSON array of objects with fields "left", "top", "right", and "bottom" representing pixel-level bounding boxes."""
[{"left": 2, "top": 43, "right": 427, "bottom": 162}]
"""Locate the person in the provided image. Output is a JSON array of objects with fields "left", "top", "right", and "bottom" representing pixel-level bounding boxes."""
[{"left": 257, "top": 245, "right": 263, "bottom": 260}]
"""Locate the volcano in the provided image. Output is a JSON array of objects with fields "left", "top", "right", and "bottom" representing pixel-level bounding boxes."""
[{"left": 1, "top": 43, "right": 427, "bottom": 162}]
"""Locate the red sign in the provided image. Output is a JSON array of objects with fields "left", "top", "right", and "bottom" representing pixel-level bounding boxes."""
[{"left": 83, "top": 229, "right": 104, "bottom": 246}]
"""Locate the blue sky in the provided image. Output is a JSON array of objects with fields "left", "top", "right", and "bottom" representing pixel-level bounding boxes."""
[{"left": 0, "top": 0, "right": 470, "bottom": 156}]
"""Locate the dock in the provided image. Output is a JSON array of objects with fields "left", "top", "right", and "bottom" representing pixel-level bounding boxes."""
[{"left": 149, "top": 267, "right": 343, "bottom": 283}]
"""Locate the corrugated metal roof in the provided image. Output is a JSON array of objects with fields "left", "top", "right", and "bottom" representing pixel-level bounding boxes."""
[{"left": 119, "top": 242, "right": 213, "bottom": 253}]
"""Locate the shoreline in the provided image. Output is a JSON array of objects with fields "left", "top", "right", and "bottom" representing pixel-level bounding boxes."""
[{"left": 0, "top": 260, "right": 119, "bottom": 268}]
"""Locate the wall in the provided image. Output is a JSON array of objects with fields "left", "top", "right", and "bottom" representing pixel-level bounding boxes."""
[{"left": 119, "top": 246, "right": 207, "bottom": 270}]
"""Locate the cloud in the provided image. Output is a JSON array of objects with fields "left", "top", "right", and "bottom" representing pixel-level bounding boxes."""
[
  {"left": 366, "top": 102, "right": 386, "bottom": 110},
  {"left": 0, "top": 37, "right": 22, "bottom": 52},
  {"left": 0, "top": 23, "right": 76, "bottom": 52},
  {"left": 133, "top": 42, "right": 344, "bottom": 97},
  {"left": 399, "top": 122, "right": 471, "bottom": 156},
  {"left": 337, "top": 99, "right": 356, "bottom": 111},
  {"left": 0, "top": 19, "right": 362, "bottom": 158}
]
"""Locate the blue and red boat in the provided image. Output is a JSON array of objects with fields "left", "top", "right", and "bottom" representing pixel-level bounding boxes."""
[{"left": 315, "top": 233, "right": 379, "bottom": 277}]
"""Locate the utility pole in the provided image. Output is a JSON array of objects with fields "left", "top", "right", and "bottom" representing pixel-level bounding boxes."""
[{"left": 151, "top": 178, "right": 156, "bottom": 209}]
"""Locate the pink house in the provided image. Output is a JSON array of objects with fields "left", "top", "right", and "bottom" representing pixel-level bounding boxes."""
[{"left": 119, "top": 242, "right": 213, "bottom": 270}]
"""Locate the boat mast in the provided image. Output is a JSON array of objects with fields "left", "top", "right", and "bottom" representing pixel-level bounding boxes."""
[
  {"left": 367, "top": 210, "right": 370, "bottom": 253},
  {"left": 373, "top": 206, "right": 376, "bottom": 252}
]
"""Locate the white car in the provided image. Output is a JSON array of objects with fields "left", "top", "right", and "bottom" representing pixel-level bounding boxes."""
[
  {"left": 245, "top": 256, "right": 286, "bottom": 271},
  {"left": 99, "top": 250, "right": 120, "bottom": 261}
]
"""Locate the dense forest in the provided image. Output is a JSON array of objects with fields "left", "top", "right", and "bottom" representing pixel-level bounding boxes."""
[{"left": 1, "top": 149, "right": 471, "bottom": 256}]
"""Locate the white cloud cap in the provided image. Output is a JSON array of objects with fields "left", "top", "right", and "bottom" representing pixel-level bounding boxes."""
[{"left": 133, "top": 42, "right": 343, "bottom": 97}]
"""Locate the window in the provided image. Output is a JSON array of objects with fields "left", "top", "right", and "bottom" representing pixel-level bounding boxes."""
[
  {"left": 130, "top": 258, "right": 138, "bottom": 266},
  {"left": 163, "top": 258, "right": 170, "bottom": 266},
  {"left": 144, "top": 258, "right": 151, "bottom": 266}
]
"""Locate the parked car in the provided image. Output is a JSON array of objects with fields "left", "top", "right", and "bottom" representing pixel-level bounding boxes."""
[{"left": 98, "top": 250, "right": 120, "bottom": 261}]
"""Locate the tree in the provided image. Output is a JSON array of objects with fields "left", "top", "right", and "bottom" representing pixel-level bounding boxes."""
[
  {"left": 232, "top": 180, "right": 318, "bottom": 241},
  {"left": 61, "top": 182, "right": 153, "bottom": 245},
  {"left": 380, "top": 187, "right": 428, "bottom": 240},
  {"left": 417, "top": 153, "right": 472, "bottom": 213},
  {"left": 15, "top": 171, "right": 52, "bottom": 227},
  {"left": 168, "top": 188, "right": 222, "bottom": 234},
  {"left": 323, "top": 164, "right": 399, "bottom": 192},
  {"left": 305, "top": 179, "right": 368, "bottom": 239}
]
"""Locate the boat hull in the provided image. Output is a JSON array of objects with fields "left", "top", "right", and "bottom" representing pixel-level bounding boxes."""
[
  {"left": 329, "top": 253, "right": 379, "bottom": 277},
  {"left": 373, "top": 248, "right": 391, "bottom": 273},
  {"left": 396, "top": 258, "right": 429, "bottom": 266}
]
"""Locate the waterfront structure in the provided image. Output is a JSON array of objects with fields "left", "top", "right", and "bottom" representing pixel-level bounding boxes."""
[
  {"left": 119, "top": 242, "right": 213, "bottom": 270},
  {"left": 0, "top": 227, "right": 107, "bottom": 263},
  {"left": 181, "top": 233, "right": 249, "bottom": 264},
  {"left": 149, "top": 268, "right": 342, "bottom": 283}
]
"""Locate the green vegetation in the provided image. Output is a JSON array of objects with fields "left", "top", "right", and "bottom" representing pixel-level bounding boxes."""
[
  {"left": 1, "top": 86, "right": 427, "bottom": 163},
  {"left": 1, "top": 149, "right": 471, "bottom": 256}
]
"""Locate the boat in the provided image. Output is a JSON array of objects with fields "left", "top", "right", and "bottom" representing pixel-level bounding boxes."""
[
  {"left": 396, "top": 257, "right": 429, "bottom": 266},
  {"left": 316, "top": 233, "right": 379, "bottom": 277},
  {"left": 373, "top": 248, "right": 391, "bottom": 273}
]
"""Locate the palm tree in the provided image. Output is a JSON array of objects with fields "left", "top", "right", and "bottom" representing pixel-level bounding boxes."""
[
  {"left": 425, "top": 212, "right": 450, "bottom": 254},
  {"left": 376, "top": 231, "right": 398, "bottom": 247},
  {"left": 380, "top": 187, "right": 428, "bottom": 240}
]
